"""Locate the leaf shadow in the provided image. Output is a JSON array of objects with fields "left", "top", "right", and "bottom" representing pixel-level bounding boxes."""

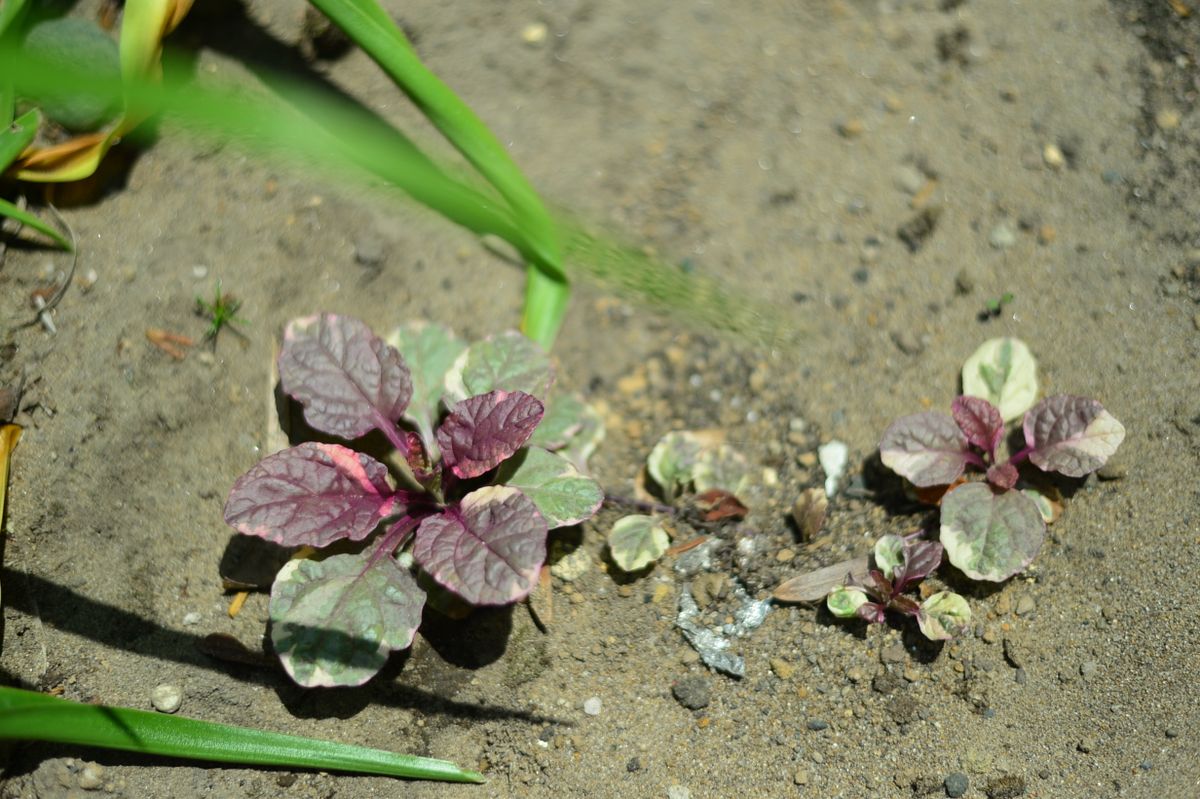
[{"left": 1, "top": 568, "right": 562, "bottom": 727}]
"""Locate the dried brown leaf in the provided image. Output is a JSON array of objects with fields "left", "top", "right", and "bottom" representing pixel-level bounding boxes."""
[
  {"left": 791, "top": 487, "right": 828, "bottom": 541},
  {"left": 773, "top": 556, "right": 870, "bottom": 603}
]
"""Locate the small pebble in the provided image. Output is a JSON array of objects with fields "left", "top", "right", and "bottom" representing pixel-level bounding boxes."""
[
  {"left": 837, "top": 118, "right": 865, "bottom": 138},
  {"left": 151, "top": 683, "right": 182, "bottom": 714},
  {"left": 1043, "top": 143, "right": 1066, "bottom": 169},
  {"left": 626, "top": 756, "right": 641, "bottom": 772},
  {"left": 806, "top": 719, "right": 829, "bottom": 731},
  {"left": 353, "top": 236, "right": 386, "bottom": 267},
  {"left": 775, "top": 548, "right": 796, "bottom": 563},
  {"left": 1165, "top": 727, "right": 1179, "bottom": 739},
  {"left": 78, "top": 762, "right": 104, "bottom": 791},
  {"left": 1079, "top": 660, "right": 1099, "bottom": 681},
  {"left": 988, "top": 223, "right": 1017, "bottom": 249},
  {"left": 945, "top": 771, "right": 969, "bottom": 798},
  {"left": 954, "top": 268, "right": 975, "bottom": 295},
  {"left": 1096, "top": 460, "right": 1127, "bottom": 481},
  {"left": 672, "top": 676, "right": 711, "bottom": 710},
  {"left": 1077, "top": 735, "right": 1098, "bottom": 753},
  {"left": 894, "top": 164, "right": 925, "bottom": 195},
  {"left": 1156, "top": 108, "right": 1181, "bottom": 130},
  {"left": 191, "top": 265, "right": 209, "bottom": 279},
  {"left": 182, "top": 612, "right": 202, "bottom": 625},
  {"left": 881, "top": 643, "right": 907, "bottom": 664},
  {"left": 1037, "top": 224, "right": 1057, "bottom": 245},
  {"left": 1015, "top": 595, "right": 1036, "bottom": 616},
  {"left": 793, "top": 769, "right": 810, "bottom": 786},
  {"left": 583, "top": 697, "right": 602, "bottom": 716},
  {"left": 770, "top": 658, "right": 795, "bottom": 680},
  {"left": 521, "top": 22, "right": 548, "bottom": 46}
]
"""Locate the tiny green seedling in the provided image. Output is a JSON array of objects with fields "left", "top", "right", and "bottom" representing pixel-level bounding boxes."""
[
  {"left": 194, "top": 280, "right": 246, "bottom": 347},
  {"left": 979, "top": 291, "right": 1014, "bottom": 321}
]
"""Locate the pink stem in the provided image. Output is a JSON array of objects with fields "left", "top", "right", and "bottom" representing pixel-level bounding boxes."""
[{"left": 1007, "top": 445, "right": 1033, "bottom": 467}]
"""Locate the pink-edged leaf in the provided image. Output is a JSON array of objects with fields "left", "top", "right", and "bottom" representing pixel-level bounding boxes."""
[
  {"left": 1024, "top": 395, "right": 1126, "bottom": 477},
  {"left": 412, "top": 486, "right": 548, "bottom": 605},
  {"left": 952, "top": 395, "right": 1004, "bottom": 457},
  {"left": 279, "top": 314, "right": 412, "bottom": 439},
  {"left": 986, "top": 461, "right": 1019, "bottom": 490},
  {"left": 894, "top": 539, "right": 943, "bottom": 590},
  {"left": 270, "top": 551, "right": 425, "bottom": 687},
  {"left": 224, "top": 443, "right": 397, "bottom": 547},
  {"left": 940, "top": 482, "right": 1045, "bottom": 581},
  {"left": 855, "top": 601, "right": 886, "bottom": 624},
  {"left": 879, "top": 412, "right": 970, "bottom": 487},
  {"left": 436, "top": 390, "right": 544, "bottom": 479}
]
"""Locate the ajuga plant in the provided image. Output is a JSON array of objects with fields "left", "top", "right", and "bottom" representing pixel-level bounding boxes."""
[
  {"left": 823, "top": 338, "right": 1124, "bottom": 641},
  {"left": 826, "top": 535, "right": 970, "bottom": 641},
  {"left": 878, "top": 338, "right": 1125, "bottom": 582},
  {"left": 224, "top": 314, "right": 603, "bottom": 687}
]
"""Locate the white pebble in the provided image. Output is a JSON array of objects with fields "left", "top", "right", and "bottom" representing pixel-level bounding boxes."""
[
  {"left": 77, "top": 762, "right": 104, "bottom": 790},
  {"left": 818, "top": 440, "right": 849, "bottom": 497},
  {"left": 667, "top": 787, "right": 692, "bottom": 799},
  {"left": 192, "top": 265, "right": 209, "bottom": 279},
  {"left": 583, "top": 697, "right": 602, "bottom": 716},
  {"left": 151, "top": 683, "right": 182, "bottom": 714},
  {"left": 182, "top": 612, "right": 202, "bottom": 625}
]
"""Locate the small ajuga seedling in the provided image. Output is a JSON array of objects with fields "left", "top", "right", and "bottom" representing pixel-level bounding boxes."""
[
  {"left": 879, "top": 339, "right": 1125, "bottom": 581},
  {"left": 607, "top": 430, "right": 749, "bottom": 572},
  {"left": 826, "top": 535, "right": 970, "bottom": 641},
  {"left": 224, "top": 314, "right": 603, "bottom": 687}
]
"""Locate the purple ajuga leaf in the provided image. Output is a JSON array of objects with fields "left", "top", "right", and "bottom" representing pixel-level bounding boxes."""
[
  {"left": 986, "top": 461, "right": 1019, "bottom": 490},
  {"left": 436, "top": 390, "right": 544, "bottom": 479},
  {"left": 270, "top": 551, "right": 425, "bottom": 687},
  {"left": 279, "top": 314, "right": 412, "bottom": 440},
  {"left": 1023, "top": 395, "right": 1126, "bottom": 477},
  {"left": 894, "top": 539, "right": 944, "bottom": 590},
  {"left": 879, "top": 412, "right": 971, "bottom": 487},
  {"left": 224, "top": 443, "right": 398, "bottom": 547},
  {"left": 855, "top": 601, "right": 886, "bottom": 624},
  {"left": 412, "top": 486, "right": 548, "bottom": 605},
  {"left": 952, "top": 395, "right": 1005, "bottom": 457}
]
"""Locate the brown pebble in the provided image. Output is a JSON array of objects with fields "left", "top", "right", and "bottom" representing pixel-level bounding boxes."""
[
  {"left": 1156, "top": 108, "right": 1181, "bottom": 130},
  {"left": 770, "top": 658, "right": 795, "bottom": 680},
  {"left": 776, "top": 548, "right": 796, "bottom": 563},
  {"left": 838, "top": 118, "right": 865, "bottom": 138},
  {"left": 1038, "top": 224, "right": 1057, "bottom": 245}
]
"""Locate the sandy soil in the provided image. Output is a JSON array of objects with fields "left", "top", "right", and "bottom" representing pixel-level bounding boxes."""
[{"left": 2, "top": 1, "right": 1198, "bottom": 797}]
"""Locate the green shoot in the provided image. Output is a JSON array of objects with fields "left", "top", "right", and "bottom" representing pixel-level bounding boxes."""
[
  {"left": 0, "top": 686, "right": 484, "bottom": 783},
  {"left": 0, "top": 108, "right": 73, "bottom": 251},
  {"left": 194, "top": 280, "right": 246, "bottom": 347}
]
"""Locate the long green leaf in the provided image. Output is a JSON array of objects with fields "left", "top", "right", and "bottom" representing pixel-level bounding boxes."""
[
  {"left": 0, "top": 686, "right": 484, "bottom": 783},
  {"left": 307, "top": 0, "right": 569, "bottom": 344},
  {"left": 0, "top": 45, "right": 796, "bottom": 350},
  {"left": 0, "top": 197, "right": 72, "bottom": 250},
  {"left": 0, "top": 0, "right": 30, "bottom": 125},
  {"left": 0, "top": 107, "right": 40, "bottom": 171}
]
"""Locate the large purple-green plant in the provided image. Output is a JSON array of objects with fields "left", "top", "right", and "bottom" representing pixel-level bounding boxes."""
[
  {"left": 224, "top": 314, "right": 603, "bottom": 687},
  {"left": 879, "top": 379, "right": 1124, "bottom": 582}
]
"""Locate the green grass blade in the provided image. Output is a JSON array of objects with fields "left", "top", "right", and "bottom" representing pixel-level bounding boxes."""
[
  {"left": 0, "top": 0, "right": 30, "bottom": 125},
  {"left": 0, "top": 687, "right": 484, "bottom": 783},
  {"left": 308, "top": 0, "right": 563, "bottom": 280},
  {"left": 0, "top": 198, "right": 72, "bottom": 250},
  {"left": 0, "top": 107, "right": 40, "bottom": 171}
]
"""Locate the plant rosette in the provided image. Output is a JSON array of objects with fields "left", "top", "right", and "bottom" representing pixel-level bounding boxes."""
[
  {"left": 879, "top": 392, "right": 1125, "bottom": 582},
  {"left": 224, "top": 314, "right": 603, "bottom": 687},
  {"left": 826, "top": 535, "right": 971, "bottom": 641}
]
